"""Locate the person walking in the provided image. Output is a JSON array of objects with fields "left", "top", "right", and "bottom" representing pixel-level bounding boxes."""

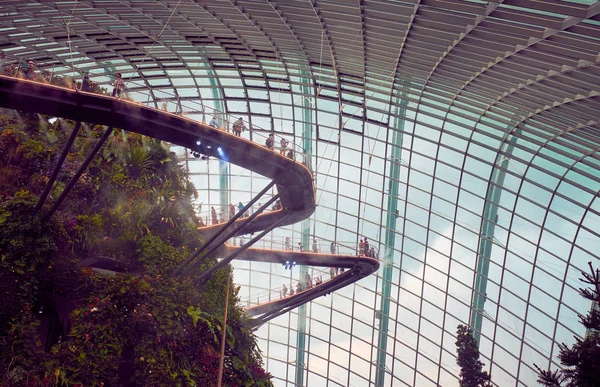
[
  {"left": 282, "top": 284, "right": 288, "bottom": 298},
  {"left": 364, "top": 238, "right": 370, "bottom": 255},
  {"left": 229, "top": 203, "right": 235, "bottom": 220},
  {"left": 238, "top": 201, "right": 244, "bottom": 217},
  {"left": 330, "top": 267, "right": 336, "bottom": 279},
  {"left": 330, "top": 242, "right": 336, "bottom": 254},
  {"left": 111, "top": 73, "right": 124, "bottom": 97},
  {"left": 285, "top": 237, "right": 291, "bottom": 251},
  {"left": 359, "top": 238, "right": 365, "bottom": 256},
  {"left": 312, "top": 238, "right": 319, "bottom": 253}
]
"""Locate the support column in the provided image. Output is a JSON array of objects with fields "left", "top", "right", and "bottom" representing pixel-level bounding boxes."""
[
  {"left": 375, "top": 96, "right": 407, "bottom": 386},
  {"left": 208, "top": 73, "right": 229, "bottom": 217},
  {"left": 471, "top": 130, "right": 519, "bottom": 343},
  {"left": 35, "top": 121, "right": 82, "bottom": 213},
  {"left": 295, "top": 73, "right": 313, "bottom": 387}
]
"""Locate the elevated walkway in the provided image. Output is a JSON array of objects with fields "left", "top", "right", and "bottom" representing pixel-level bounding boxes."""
[
  {"left": 0, "top": 75, "right": 379, "bottom": 327},
  {"left": 218, "top": 244, "right": 378, "bottom": 327},
  {"left": 0, "top": 75, "right": 315, "bottom": 232}
]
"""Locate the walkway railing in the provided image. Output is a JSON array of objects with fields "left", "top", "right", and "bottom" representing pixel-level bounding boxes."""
[{"left": 0, "top": 53, "right": 307, "bottom": 165}]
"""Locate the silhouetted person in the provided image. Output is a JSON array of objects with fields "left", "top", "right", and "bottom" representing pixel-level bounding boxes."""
[
  {"left": 111, "top": 73, "right": 124, "bottom": 97},
  {"left": 81, "top": 72, "right": 90, "bottom": 91},
  {"left": 265, "top": 133, "right": 274, "bottom": 150}
]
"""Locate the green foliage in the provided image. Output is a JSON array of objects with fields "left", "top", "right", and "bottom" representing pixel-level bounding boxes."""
[
  {"left": 73, "top": 213, "right": 104, "bottom": 252},
  {"left": 0, "top": 110, "right": 272, "bottom": 386},
  {"left": 535, "top": 262, "right": 600, "bottom": 387},
  {"left": 20, "top": 139, "right": 50, "bottom": 161},
  {"left": 455, "top": 325, "right": 493, "bottom": 387}
]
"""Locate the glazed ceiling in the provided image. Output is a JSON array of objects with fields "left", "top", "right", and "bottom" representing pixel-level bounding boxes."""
[{"left": 1, "top": 0, "right": 599, "bottom": 144}]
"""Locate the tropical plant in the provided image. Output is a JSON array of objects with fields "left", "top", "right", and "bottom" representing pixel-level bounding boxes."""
[
  {"left": 535, "top": 262, "right": 600, "bottom": 387},
  {"left": 456, "top": 324, "right": 493, "bottom": 387},
  {"left": 0, "top": 110, "right": 272, "bottom": 386}
]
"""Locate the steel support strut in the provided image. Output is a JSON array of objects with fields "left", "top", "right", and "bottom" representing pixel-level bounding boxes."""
[
  {"left": 296, "top": 68, "right": 313, "bottom": 386},
  {"left": 44, "top": 126, "right": 113, "bottom": 221},
  {"left": 375, "top": 95, "right": 407, "bottom": 386},
  {"left": 194, "top": 213, "right": 292, "bottom": 286},
  {"left": 470, "top": 128, "right": 518, "bottom": 343},
  {"left": 178, "top": 193, "right": 283, "bottom": 277},
  {"left": 173, "top": 180, "right": 276, "bottom": 276},
  {"left": 35, "top": 121, "right": 82, "bottom": 213}
]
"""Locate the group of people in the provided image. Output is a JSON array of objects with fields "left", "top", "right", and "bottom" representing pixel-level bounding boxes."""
[
  {"left": 284, "top": 237, "right": 330, "bottom": 253},
  {"left": 281, "top": 272, "right": 324, "bottom": 299},
  {"left": 208, "top": 116, "right": 295, "bottom": 159},
  {"left": 2, "top": 54, "right": 299, "bottom": 163},
  {"left": 2, "top": 55, "right": 39, "bottom": 81},
  {"left": 359, "top": 237, "right": 377, "bottom": 258},
  {"left": 1, "top": 55, "right": 123, "bottom": 98},
  {"left": 210, "top": 202, "right": 252, "bottom": 225}
]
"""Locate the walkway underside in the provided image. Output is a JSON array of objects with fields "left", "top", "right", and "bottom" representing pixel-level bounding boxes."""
[
  {"left": 215, "top": 245, "right": 380, "bottom": 328},
  {"left": 0, "top": 76, "right": 379, "bottom": 326}
]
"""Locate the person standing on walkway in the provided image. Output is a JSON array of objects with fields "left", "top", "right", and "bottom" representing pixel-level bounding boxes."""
[
  {"left": 232, "top": 117, "right": 246, "bottom": 136},
  {"left": 282, "top": 284, "right": 288, "bottom": 298},
  {"left": 238, "top": 201, "right": 244, "bottom": 217},
  {"left": 330, "top": 242, "right": 336, "bottom": 255},
  {"left": 111, "top": 73, "right": 124, "bottom": 97},
  {"left": 280, "top": 138, "right": 288, "bottom": 155},
  {"left": 312, "top": 238, "right": 319, "bottom": 253},
  {"left": 364, "top": 238, "right": 370, "bottom": 255},
  {"left": 209, "top": 116, "right": 219, "bottom": 129},
  {"left": 330, "top": 267, "right": 336, "bottom": 279},
  {"left": 297, "top": 242, "right": 303, "bottom": 252},
  {"left": 81, "top": 72, "right": 90, "bottom": 91},
  {"left": 285, "top": 237, "right": 291, "bottom": 251},
  {"left": 265, "top": 133, "right": 274, "bottom": 150}
]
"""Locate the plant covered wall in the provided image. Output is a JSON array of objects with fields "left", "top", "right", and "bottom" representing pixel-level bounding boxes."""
[{"left": 0, "top": 85, "right": 272, "bottom": 386}]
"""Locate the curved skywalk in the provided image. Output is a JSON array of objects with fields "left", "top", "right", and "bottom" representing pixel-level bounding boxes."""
[
  {"left": 0, "top": 75, "right": 379, "bottom": 324},
  {"left": 0, "top": 75, "right": 315, "bottom": 230},
  {"left": 216, "top": 244, "right": 380, "bottom": 328}
]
